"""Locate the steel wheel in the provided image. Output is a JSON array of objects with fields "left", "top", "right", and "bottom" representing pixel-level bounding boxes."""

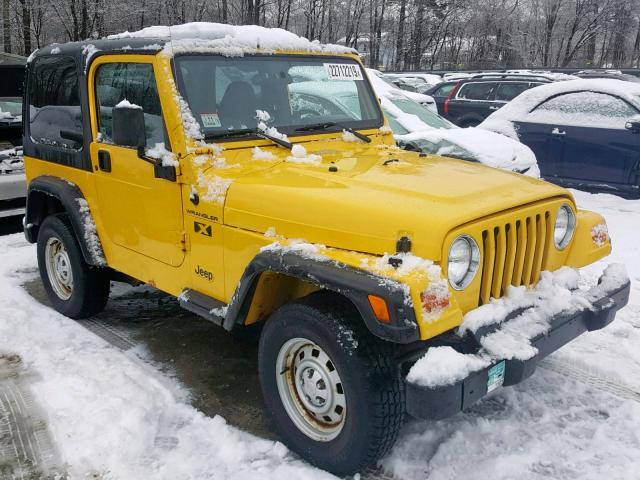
[
  {"left": 44, "top": 237, "right": 73, "bottom": 300},
  {"left": 276, "top": 337, "right": 347, "bottom": 442}
]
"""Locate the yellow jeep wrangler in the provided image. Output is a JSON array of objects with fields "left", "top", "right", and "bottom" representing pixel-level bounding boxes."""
[{"left": 23, "top": 24, "right": 630, "bottom": 475}]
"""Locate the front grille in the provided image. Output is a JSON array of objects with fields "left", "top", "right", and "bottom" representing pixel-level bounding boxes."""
[{"left": 478, "top": 211, "right": 552, "bottom": 305}]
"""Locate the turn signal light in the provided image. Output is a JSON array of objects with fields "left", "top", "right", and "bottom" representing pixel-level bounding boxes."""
[{"left": 367, "top": 294, "right": 390, "bottom": 323}]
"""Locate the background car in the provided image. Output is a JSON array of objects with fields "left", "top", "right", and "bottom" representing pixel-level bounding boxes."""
[
  {"left": 366, "top": 68, "right": 438, "bottom": 113},
  {"left": 384, "top": 72, "right": 443, "bottom": 87},
  {"left": 0, "top": 64, "right": 25, "bottom": 219},
  {"left": 382, "top": 73, "right": 442, "bottom": 94},
  {"left": 433, "top": 73, "right": 565, "bottom": 127},
  {"left": 574, "top": 70, "right": 640, "bottom": 84},
  {"left": 424, "top": 80, "right": 460, "bottom": 112},
  {"left": 0, "top": 146, "right": 25, "bottom": 218},
  {"left": 365, "top": 72, "right": 539, "bottom": 175},
  {"left": 480, "top": 78, "right": 640, "bottom": 197}
]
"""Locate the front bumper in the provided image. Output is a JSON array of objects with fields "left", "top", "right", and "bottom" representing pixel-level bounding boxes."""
[{"left": 405, "top": 271, "right": 631, "bottom": 420}]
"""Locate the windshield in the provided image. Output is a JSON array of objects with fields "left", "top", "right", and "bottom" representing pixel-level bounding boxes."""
[
  {"left": 174, "top": 55, "right": 382, "bottom": 139},
  {"left": 0, "top": 97, "right": 22, "bottom": 117},
  {"left": 390, "top": 97, "right": 454, "bottom": 129}
]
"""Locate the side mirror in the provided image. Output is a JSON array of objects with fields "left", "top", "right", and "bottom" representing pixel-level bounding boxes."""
[
  {"left": 625, "top": 120, "right": 640, "bottom": 133},
  {"left": 112, "top": 104, "right": 146, "bottom": 148}
]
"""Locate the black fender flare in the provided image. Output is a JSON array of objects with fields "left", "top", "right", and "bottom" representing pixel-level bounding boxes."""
[
  {"left": 24, "top": 175, "right": 106, "bottom": 266},
  {"left": 222, "top": 250, "right": 421, "bottom": 344}
]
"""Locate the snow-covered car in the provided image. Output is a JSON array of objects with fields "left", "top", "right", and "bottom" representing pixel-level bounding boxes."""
[
  {"left": 0, "top": 146, "right": 26, "bottom": 218},
  {"left": 480, "top": 79, "right": 640, "bottom": 197},
  {"left": 23, "top": 22, "right": 631, "bottom": 475},
  {"left": 384, "top": 75, "right": 432, "bottom": 94},
  {"left": 366, "top": 73, "right": 539, "bottom": 175},
  {"left": 366, "top": 68, "right": 438, "bottom": 113},
  {"left": 384, "top": 72, "right": 443, "bottom": 87}
]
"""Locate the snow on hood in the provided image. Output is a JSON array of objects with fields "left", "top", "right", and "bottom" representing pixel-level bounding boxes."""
[
  {"left": 108, "top": 22, "right": 356, "bottom": 57},
  {"left": 222, "top": 145, "right": 565, "bottom": 260},
  {"left": 479, "top": 78, "right": 640, "bottom": 139},
  {"left": 397, "top": 128, "right": 539, "bottom": 176},
  {"left": 369, "top": 71, "right": 539, "bottom": 175}
]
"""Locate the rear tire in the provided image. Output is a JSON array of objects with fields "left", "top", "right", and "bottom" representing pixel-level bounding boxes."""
[
  {"left": 37, "top": 214, "right": 110, "bottom": 319},
  {"left": 258, "top": 292, "right": 404, "bottom": 475}
]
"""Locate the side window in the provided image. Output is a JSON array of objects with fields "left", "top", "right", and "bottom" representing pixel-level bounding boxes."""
[
  {"left": 28, "top": 56, "right": 83, "bottom": 149},
  {"left": 529, "top": 91, "right": 639, "bottom": 129},
  {"left": 456, "top": 82, "right": 496, "bottom": 100},
  {"left": 95, "top": 63, "right": 165, "bottom": 148},
  {"left": 494, "top": 82, "right": 531, "bottom": 101}
]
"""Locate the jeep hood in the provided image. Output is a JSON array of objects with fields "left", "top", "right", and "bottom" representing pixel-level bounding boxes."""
[{"left": 222, "top": 146, "right": 569, "bottom": 261}]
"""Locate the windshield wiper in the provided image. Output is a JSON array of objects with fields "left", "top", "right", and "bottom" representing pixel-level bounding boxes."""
[
  {"left": 205, "top": 128, "right": 255, "bottom": 140},
  {"left": 295, "top": 122, "right": 371, "bottom": 143},
  {"left": 205, "top": 128, "right": 292, "bottom": 150}
]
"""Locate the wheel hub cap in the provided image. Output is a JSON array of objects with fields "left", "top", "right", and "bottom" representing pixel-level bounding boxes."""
[
  {"left": 276, "top": 338, "right": 346, "bottom": 442},
  {"left": 45, "top": 237, "right": 73, "bottom": 300}
]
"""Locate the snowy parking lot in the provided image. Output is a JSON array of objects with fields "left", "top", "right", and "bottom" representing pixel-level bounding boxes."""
[{"left": 0, "top": 188, "right": 639, "bottom": 479}]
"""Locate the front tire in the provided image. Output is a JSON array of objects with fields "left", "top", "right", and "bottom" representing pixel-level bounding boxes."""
[
  {"left": 37, "top": 214, "right": 110, "bottom": 319},
  {"left": 258, "top": 292, "right": 404, "bottom": 475}
]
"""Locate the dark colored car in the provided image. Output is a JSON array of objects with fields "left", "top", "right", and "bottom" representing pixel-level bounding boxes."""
[
  {"left": 429, "top": 74, "right": 554, "bottom": 127},
  {"left": 424, "top": 80, "right": 459, "bottom": 112},
  {"left": 480, "top": 80, "right": 640, "bottom": 198}
]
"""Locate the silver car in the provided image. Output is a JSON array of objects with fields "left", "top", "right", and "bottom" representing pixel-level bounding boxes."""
[{"left": 0, "top": 146, "right": 26, "bottom": 218}]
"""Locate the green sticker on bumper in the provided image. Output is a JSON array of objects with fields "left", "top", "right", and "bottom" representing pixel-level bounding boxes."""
[{"left": 487, "top": 361, "right": 506, "bottom": 392}]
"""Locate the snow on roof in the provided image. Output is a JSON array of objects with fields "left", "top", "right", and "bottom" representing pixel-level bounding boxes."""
[
  {"left": 108, "top": 22, "right": 356, "bottom": 57},
  {"left": 480, "top": 78, "right": 640, "bottom": 138}
]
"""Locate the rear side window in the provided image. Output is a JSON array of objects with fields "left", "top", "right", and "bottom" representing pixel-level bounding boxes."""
[
  {"left": 95, "top": 63, "right": 165, "bottom": 148},
  {"left": 432, "top": 83, "right": 457, "bottom": 97},
  {"left": 528, "top": 91, "right": 639, "bottom": 129},
  {"left": 456, "top": 82, "right": 496, "bottom": 100},
  {"left": 28, "top": 56, "right": 83, "bottom": 149},
  {"left": 494, "top": 82, "right": 531, "bottom": 101}
]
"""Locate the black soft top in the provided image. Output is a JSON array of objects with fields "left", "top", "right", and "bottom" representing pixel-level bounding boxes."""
[{"left": 30, "top": 37, "right": 167, "bottom": 65}]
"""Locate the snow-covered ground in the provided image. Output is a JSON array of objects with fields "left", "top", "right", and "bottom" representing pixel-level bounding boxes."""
[{"left": 0, "top": 189, "right": 639, "bottom": 479}]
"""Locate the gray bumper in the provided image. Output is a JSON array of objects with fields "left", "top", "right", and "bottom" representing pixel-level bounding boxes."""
[{"left": 406, "top": 274, "right": 631, "bottom": 420}]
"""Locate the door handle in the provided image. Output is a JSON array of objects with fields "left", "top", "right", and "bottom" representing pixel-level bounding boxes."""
[
  {"left": 551, "top": 128, "right": 566, "bottom": 136},
  {"left": 98, "top": 150, "right": 111, "bottom": 172},
  {"left": 489, "top": 106, "right": 501, "bottom": 110}
]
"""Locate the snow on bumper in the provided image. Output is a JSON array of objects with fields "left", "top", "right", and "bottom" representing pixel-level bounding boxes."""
[{"left": 405, "top": 264, "right": 630, "bottom": 420}]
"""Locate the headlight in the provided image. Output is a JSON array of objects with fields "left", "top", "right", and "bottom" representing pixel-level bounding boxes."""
[
  {"left": 554, "top": 204, "right": 576, "bottom": 250},
  {"left": 448, "top": 235, "right": 480, "bottom": 290}
]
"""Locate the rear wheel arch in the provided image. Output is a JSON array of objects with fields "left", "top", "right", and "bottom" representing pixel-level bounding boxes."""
[{"left": 26, "top": 176, "right": 106, "bottom": 266}]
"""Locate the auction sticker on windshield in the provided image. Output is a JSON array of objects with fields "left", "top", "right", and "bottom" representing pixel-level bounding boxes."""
[
  {"left": 324, "top": 63, "right": 363, "bottom": 81},
  {"left": 201, "top": 113, "right": 221, "bottom": 128}
]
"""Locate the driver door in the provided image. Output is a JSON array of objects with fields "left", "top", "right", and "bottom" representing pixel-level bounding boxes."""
[{"left": 89, "top": 57, "right": 185, "bottom": 267}]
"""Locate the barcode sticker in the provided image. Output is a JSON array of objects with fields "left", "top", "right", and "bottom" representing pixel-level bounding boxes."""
[{"left": 324, "top": 63, "right": 364, "bottom": 81}]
